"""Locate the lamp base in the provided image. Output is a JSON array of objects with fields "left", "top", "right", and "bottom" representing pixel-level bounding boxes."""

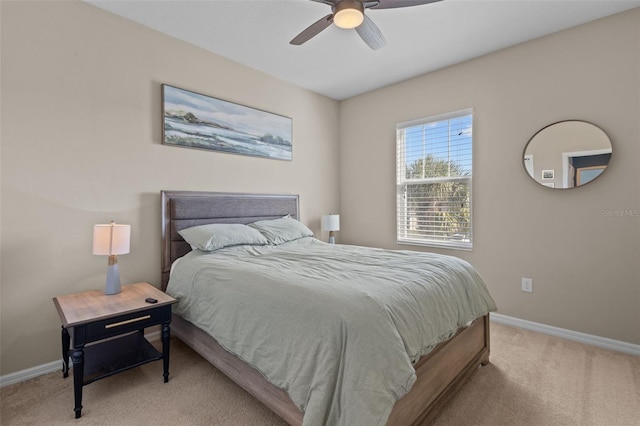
[
  {"left": 328, "top": 231, "right": 335, "bottom": 244},
  {"left": 105, "top": 263, "right": 122, "bottom": 295}
]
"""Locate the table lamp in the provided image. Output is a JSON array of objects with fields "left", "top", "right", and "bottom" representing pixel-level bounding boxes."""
[
  {"left": 93, "top": 221, "right": 130, "bottom": 295},
  {"left": 321, "top": 214, "right": 340, "bottom": 244}
]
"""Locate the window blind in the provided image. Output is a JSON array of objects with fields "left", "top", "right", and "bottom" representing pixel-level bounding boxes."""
[{"left": 396, "top": 109, "right": 473, "bottom": 250}]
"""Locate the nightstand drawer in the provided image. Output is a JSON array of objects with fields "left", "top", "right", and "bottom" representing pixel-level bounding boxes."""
[{"left": 80, "top": 305, "right": 170, "bottom": 343}]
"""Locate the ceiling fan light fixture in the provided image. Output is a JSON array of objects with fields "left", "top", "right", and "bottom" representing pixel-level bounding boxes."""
[{"left": 333, "top": 0, "right": 365, "bottom": 29}]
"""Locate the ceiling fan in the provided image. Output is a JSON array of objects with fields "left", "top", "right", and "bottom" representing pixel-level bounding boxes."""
[{"left": 290, "top": 0, "right": 443, "bottom": 50}]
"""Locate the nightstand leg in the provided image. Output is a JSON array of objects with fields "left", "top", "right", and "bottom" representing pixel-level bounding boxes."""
[
  {"left": 71, "top": 347, "right": 84, "bottom": 418},
  {"left": 162, "top": 322, "right": 170, "bottom": 383},
  {"left": 61, "top": 326, "right": 70, "bottom": 378}
]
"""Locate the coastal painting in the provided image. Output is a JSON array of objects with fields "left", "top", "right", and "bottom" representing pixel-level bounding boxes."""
[{"left": 162, "top": 85, "right": 292, "bottom": 160}]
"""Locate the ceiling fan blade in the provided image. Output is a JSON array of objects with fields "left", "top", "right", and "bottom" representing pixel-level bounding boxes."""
[
  {"left": 355, "top": 14, "right": 386, "bottom": 50},
  {"left": 369, "top": 0, "right": 442, "bottom": 9},
  {"left": 290, "top": 14, "right": 334, "bottom": 45}
]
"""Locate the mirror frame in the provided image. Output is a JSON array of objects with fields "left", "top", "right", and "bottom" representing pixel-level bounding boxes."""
[{"left": 523, "top": 120, "right": 612, "bottom": 190}]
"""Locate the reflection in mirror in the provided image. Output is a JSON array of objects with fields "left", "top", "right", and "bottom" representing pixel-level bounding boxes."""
[{"left": 523, "top": 120, "right": 612, "bottom": 189}]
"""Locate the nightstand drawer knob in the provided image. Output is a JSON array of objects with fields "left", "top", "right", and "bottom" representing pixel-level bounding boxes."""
[{"left": 105, "top": 315, "right": 151, "bottom": 329}]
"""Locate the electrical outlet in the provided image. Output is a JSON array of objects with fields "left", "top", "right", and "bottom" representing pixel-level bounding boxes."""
[{"left": 522, "top": 277, "right": 533, "bottom": 293}]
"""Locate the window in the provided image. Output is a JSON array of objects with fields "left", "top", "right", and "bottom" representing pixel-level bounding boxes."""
[{"left": 396, "top": 109, "right": 473, "bottom": 250}]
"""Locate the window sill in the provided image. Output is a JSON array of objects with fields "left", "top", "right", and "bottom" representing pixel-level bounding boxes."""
[{"left": 397, "top": 239, "right": 472, "bottom": 251}]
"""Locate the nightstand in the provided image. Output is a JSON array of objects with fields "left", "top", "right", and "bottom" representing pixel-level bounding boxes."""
[{"left": 53, "top": 282, "right": 177, "bottom": 419}]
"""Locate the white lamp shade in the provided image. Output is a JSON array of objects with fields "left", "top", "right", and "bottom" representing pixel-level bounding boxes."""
[
  {"left": 333, "top": 0, "right": 364, "bottom": 29},
  {"left": 321, "top": 214, "right": 340, "bottom": 232},
  {"left": 334, "top": 8, "right": 363, "bottom": 29},
  {"left": 93, "top": 222, "right": 131, "bottom": 255}
]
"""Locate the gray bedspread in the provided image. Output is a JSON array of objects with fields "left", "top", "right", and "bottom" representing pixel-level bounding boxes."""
[{"left": 166, "top": 237, "right": 496, "bottom": 426}]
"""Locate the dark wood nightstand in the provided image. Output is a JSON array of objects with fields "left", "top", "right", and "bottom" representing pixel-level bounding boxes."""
[{"left": 53, "top": 282, "right": 177, "bottom": 419}]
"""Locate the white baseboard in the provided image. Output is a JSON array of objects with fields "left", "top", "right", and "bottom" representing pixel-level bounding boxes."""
[
  {"left": 0, "top": 330, "right": 162, "bottom": 388},
  {"left": 0, "top": 359, "right": 62, "bottom": 388},
  {"left": 490, "top": 313, "right": 640, "bottom": 356}
]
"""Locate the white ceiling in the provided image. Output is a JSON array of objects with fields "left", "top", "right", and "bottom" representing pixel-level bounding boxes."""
[{"left": 86, "top": 0, "right": 639, "bottom": 100}]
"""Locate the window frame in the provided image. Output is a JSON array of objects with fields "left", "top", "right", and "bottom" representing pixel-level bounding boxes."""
[{"left": 396, "top": 108, "right": 474, "bottom": 251}]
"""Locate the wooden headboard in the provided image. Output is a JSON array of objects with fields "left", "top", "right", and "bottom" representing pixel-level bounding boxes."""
[{"left": 161, "top": 191, "right": 299, "bottom": 290}]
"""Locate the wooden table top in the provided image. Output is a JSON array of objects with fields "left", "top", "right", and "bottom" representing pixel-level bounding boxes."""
[{"left": 53, "top": 282, "right": 176, "bottom": 327}]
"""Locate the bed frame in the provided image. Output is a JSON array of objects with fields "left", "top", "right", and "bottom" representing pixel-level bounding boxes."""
[{"left": 161, "top": 190, "right": 490, "bottom": 425}]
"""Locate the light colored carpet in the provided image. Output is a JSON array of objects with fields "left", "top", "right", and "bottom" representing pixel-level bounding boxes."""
[{"left": 1, "top": 323, "right": 638, "bottom": 425}]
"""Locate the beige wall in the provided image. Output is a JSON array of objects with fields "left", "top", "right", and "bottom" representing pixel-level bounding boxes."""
[
  {"left": 0, "top": 1, "right": 339, "bottom": 374},
  {"left": 339, "top": 9, "right": 640, "bottom": 345}
]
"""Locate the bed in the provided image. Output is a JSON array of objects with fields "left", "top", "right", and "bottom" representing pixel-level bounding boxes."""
[{"left": 161, "top": 190, "right": 495, "bottom": 425}]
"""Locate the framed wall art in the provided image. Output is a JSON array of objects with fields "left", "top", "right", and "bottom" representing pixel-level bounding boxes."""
[
  {"left": 162, "top": 84, "right": 292, "bottom": 160},
  {"left": 541, "top": 169, "right": 555, "bottom": 180}
]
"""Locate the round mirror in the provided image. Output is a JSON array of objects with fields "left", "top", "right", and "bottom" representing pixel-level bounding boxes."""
[{"left": 523, "top": 120, "right": 612, "bottom": 189}]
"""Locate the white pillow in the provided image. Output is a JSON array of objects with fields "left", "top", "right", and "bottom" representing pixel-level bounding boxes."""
[{"left": 178, "top": 223, "right": 268, "bottom": 252}]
